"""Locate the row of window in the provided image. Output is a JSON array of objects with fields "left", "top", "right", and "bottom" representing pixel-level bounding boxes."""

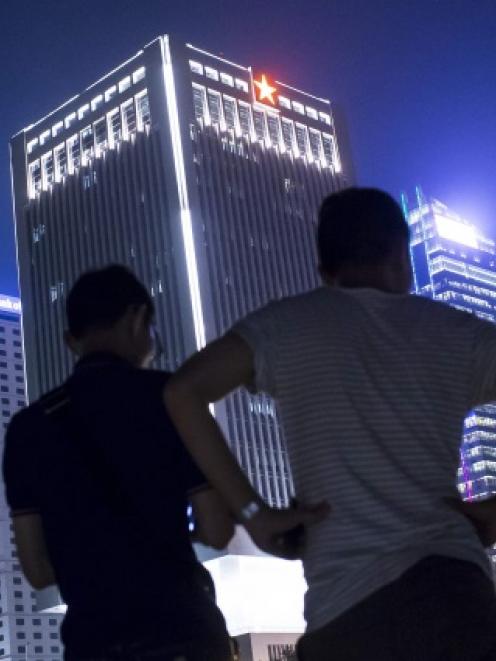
[
  {"left": 192, "top": 84, "right": 340, "bottom": 170},
  {"left": 0, "top": 326, "right": 21, "bottom": 336},
  {"left": 27, "top": 67, "right": 146, "bottom": 154},
  {"left": 28, "top": 91, "right": 151, "bottom": 198},
  {"left": 189, "top": 60, "right": 332, "bottom": 125}
]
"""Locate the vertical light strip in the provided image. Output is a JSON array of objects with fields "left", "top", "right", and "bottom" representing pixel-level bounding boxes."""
[{"left": 161, "top": 36, "right": 206, "bottom": 350}]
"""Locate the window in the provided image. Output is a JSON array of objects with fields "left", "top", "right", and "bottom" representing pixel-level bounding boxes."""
[
  {"left": 136, "top": 91, "right": 151, "bottom": 130},
  {"left": 28, "top": 160, "right": 42, "bottom": 197},
  {"left": 16, "top": 388, "right": 24, "bottom": 395},
  {"left": 238, "top": 101, "right": 252, "bottom": 135},
  {"left": 322, "top": 133, "right": 334, "bottom": 165},
  {"left": 39, "top": 130, "right": 50, "bottom": 146},
  {"left": 104, "top": 86, "right": 117, "bottom": 103},
  {"left": 121, "top": 99, "right": 136, "bottom": 138},
  {"left": 94, "top": 118, "right": 107, "bottom": 155},
  {"left": 41, "top": 152, "right": 54, "bottom": 189},
  {"left": 49, "top": 619, "right": 57, "bottom": 625},
  {"left": 67, "top": 134, "right": 80, "bottom": 172},
  {"left": 281, "top": 118, "right": 295, "bottom": 151},
  {"left": 0, "top": 387, "right": 7, "bottom": 392},
  {"left": 49, "top": 633, "right": 58, "bottom": 640},
  {"left": 15, "top": 377, "right": 23, "bottom": 383},
  {"left": 52, "top": 121, "right": 63, "bottom": 137},
  {"left": 18, "top": 646, "right": 26, "bottom": 653},
  {"left": 16, "top": 632, "right": 25, "bottom": 639},
  {"left": 107, "top": 108, "right": 122, "bottom": 147},
  {"left": 13, "top": 329, "right": 20, "bottom": 336},
  {"left": 91, "top": 94, "right": 103, "bottom": 112},
  {"left": 222, "top": 95, "right": 237, "bottom": 130},
  {"left": 192, "top": 84, "right": 206, "bottom": 121},
  {"left": 14, "top": 605, "right": 23, "bottom": 612},
  {"left": 118, "top": 76, "right": 131, "bottom": 93},
  {"left": 306, "top": 106, "right": 318, "bottom": 120},
  {"left": 78, "top": 104, "right": 90, "bottom": 120},
  {"left": 1, "top": 398, "right": 7, "bottom": 404},
  {"left": 33, "top": 619, "right": 41, "bottom": 625},
  {"left": 319, "top": 111, "right": 331, "bottom": 125},
  {"left": 132, "top": 67, "right": 145, "bottom": 84},
  {"left": 13, "top": 340, "right": 21, "bottom": 347},
  {"left": 253, "top": 109, "right": 267, "bottom": 141},
  {"left": 34, "top": 633, "right": 41, "bottom": 639},
  {"left": 15, "top": 365, "right": 23, "bottom": 372},
  {"left": 278, "top": 96, "right": 291, "bottom": 109},
  {"left": 292, "top": 101, "right": 305, "bottom": 115},
  {"left": 295, "top": 123, "right": 309, "bottom": 156},
  {"left": 309, "top": 128, "right": 323, "bottom": 159},
  {"left": 267, "top": 114, "right": 281, "bottom": 146},
  {"left": 205, "top": 67, "right": 219, "bottom": 81},
  {"left": 80, "top": 126, "right": 94, "bottom": 164},
  {"left": 54, "top": 143, "right": 67, "bottom": 181},
  {"left": 51, "top": 647, "right": 60, "bottom": 653},
  {"left": 189, "top": 60, "right": 203, "bottom": 75},
  {"left": 235, "top": 78, "right": 248, "bottom": 93},
  {"left": 220, "top": 72, "right": 234, "bottom": 87},
  {"left": 34, "top": 646, "right": 43, "bottom": 653},
  {"left": 14, "top": 591, "right": 22, "bottom": 598},
  {"left": 27, "top": 137, "right": 38, "bottom": 154},
  {"left": 64, "top": 112, "right": 76, "bottom": 129},
  {"left": 207, "top": 90, "right": 222, "bottom": 124}
]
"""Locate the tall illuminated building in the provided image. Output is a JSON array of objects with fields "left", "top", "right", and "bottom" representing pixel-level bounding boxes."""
[
  {"left": 10, "top": 36, "right": 346, "bottom": 658},
  {"left": 0, "top": 295, "right": 64, "bottom": 661},
  {"left": 404, "top": 190, "right": 496, "bottom": 504}
]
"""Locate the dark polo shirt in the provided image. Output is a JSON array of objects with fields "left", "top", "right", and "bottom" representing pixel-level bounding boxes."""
[{"left": 3, "top": 352, "right": 227, "bottom": 655}]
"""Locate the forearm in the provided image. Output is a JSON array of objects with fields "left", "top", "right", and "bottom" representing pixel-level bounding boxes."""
[{"left": 166, "top": 386, "right": 262, "bottom": 517}]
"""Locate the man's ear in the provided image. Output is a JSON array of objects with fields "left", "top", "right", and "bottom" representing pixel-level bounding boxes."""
[
  {"left": 64, "top": 330, "right": 80, "bottom": 356},
  {"left": 130, "top": 304, "right": 149, "bottom": 336}
]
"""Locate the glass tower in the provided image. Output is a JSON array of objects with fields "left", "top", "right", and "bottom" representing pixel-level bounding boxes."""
[{"left": 405, "top": 189, "right": 496, "bottom": 503}]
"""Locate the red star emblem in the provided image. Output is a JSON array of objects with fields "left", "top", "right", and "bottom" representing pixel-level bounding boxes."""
[{"left": 254, "top": 74, "right": 277, "bottom": 105}]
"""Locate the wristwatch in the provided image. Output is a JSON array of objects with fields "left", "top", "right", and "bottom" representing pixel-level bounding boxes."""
[{"left": 239, "top": 500, "right": 262, "bottom": 522}]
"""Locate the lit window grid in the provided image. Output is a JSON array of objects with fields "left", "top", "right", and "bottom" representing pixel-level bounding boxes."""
[
  {"left": 27, "top": 90, "right": 151, "bottom": 198},
  {"left": 191, "top": 83, "right": 337, "bottom": 169}
]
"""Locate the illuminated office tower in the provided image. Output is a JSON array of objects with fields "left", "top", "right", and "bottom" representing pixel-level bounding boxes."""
[
  {"left": 405, "top": 190, "right": 496, "bottom": 503},
  {"left": 10, "top": 36, "right": 345, "bottom": 508},
  {"left": 0, "top": 295, "right": 63, "bottom": 661}
]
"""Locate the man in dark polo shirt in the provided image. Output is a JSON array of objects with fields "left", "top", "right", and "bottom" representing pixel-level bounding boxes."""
[{"left": 3, "top": 265, "right": 234, "bottom": 661}]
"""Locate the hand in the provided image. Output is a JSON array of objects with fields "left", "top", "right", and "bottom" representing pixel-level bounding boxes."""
[{"left": 245, "top": 501, "right": 331, "bottom": 559}]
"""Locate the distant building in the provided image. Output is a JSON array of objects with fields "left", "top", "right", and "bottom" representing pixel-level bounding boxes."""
[
  {"left": 0, "top": 294, "right": 64, "bottom": 661},
  {"left": 405, "top": 190, "right": 496, "bottom": 503}
]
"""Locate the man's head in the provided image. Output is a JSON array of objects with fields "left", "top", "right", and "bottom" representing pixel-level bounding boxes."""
[
  {"left": 317, "top": 188, "right": 412, "bottom": 294},
  {"left": 65, "top": 265, "right": 156, "bottom": 368}
]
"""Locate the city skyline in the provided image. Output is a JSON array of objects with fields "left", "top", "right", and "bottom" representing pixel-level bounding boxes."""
[{"left": 1, "top": 0, "right": 496, "bottom": 295}]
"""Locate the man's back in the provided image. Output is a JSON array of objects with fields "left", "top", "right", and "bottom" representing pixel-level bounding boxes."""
[
  {"left": 234, "top": 287, "right": 494, "bottom": 630},
  {"left": 4, "top": 353, "right": 225, "bottom": 655}
]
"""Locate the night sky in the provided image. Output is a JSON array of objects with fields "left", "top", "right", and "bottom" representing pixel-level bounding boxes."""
[{"left": 1, "top": 0, "right": 495, "bottom": 296}]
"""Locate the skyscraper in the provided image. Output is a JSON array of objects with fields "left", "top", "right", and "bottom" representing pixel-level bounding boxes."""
[
  {"left": 405, "top": 190, "right": 496, "bottom": 507},
  {"left": 10, "top": 35, "right": 344, "bottom": 509},
  {"left": 0, "top": 294, "right": 64, "bottom": 661},
  {"left": 10, "top": 36, "right": 346, "bottom": 657}
]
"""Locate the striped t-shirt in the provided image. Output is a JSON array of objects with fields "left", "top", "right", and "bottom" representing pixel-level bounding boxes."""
[{"left": 233, "top": 286, "right": 496, "bottom": 632}]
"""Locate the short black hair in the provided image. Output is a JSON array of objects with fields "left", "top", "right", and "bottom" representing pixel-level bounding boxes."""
[
  {"left": 317, "top": 188, "right": 409, "bottom": 275},
  {"left": 66, "top": 265, "right": 154, "bottom": 339}
]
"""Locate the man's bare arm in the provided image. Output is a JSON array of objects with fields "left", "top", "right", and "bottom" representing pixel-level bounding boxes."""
[
  {"left": 190, "top": 488, "right": 236, "bottom": 549},
  {"left": 165, "top": 332, "right": 329, "bottom": 556},
  {"left": 13, "top": 514, "right": 56, "bottom": 589}
]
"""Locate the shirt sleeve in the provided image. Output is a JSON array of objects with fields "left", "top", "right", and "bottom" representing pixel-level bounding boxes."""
[
  {"left": 2, "top": 410, "right": 40, "bottom": 516},
  {"left": 231, "top": 301, "right": 280, "bottom": 397},
  {"left": 469, "top": 316, "right": 496, "bottom": 408}
]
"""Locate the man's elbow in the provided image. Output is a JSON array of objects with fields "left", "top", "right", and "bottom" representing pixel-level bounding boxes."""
[{"left": 23, "top": 568, "right": 55, "bottom": 591}]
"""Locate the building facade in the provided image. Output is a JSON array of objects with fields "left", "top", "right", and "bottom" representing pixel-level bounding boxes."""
[
  {"left": 0, "top": 295, "right": 64, "bottom": 661},
  {"left": 405, "top": 190, "right": 496, "bottom": 503},
  {"left": 11, "top": 35, "right": 345, "bottom": 509}
]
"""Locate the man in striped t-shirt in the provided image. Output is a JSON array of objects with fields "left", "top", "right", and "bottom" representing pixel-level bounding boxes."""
[{"left": 166, "top": 188, "right": 496, "bottom": 660}]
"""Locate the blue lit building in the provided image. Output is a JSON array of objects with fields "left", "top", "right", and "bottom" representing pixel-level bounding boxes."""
[{"left": 404, "top": 189, "right": 496, "bottom": 502}]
